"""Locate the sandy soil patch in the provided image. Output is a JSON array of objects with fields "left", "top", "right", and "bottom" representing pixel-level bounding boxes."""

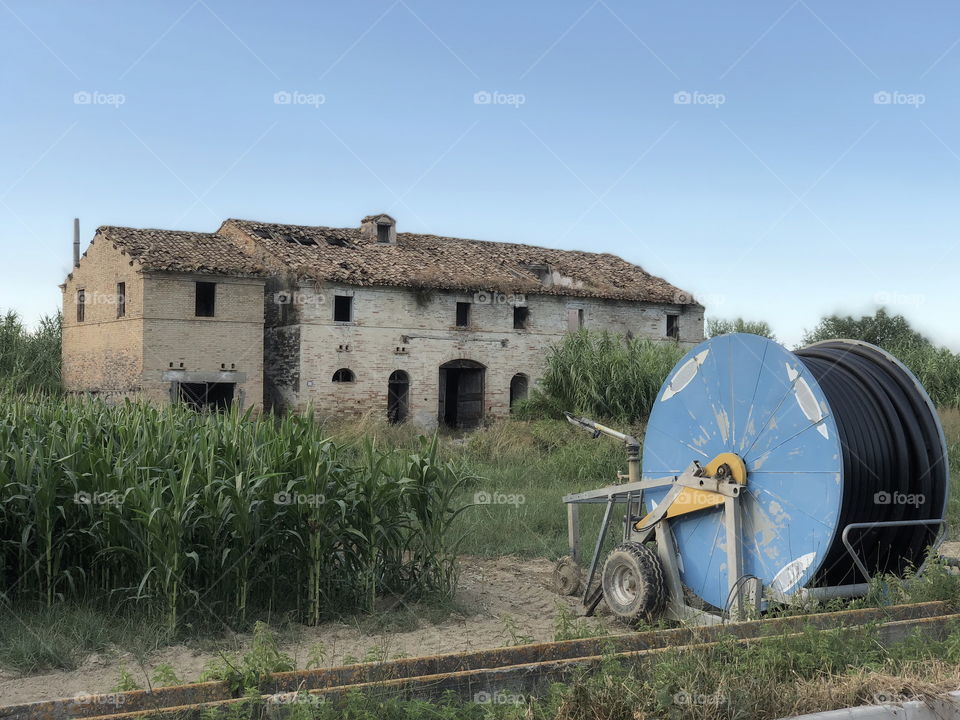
[{"left": 0, "top": 556, "right": 594, "bottom": 706}]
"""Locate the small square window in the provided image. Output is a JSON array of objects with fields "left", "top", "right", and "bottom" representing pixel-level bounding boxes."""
[
  {"left": 195, "top": 281, "right": 216, "bottom": 317},
  {"left": 334, "top": 295, "right": 353, "bottom": 322},
  {"left": 377, "top": 224, "right": 391, "bottom": 243},
  {"left": 513, "top": 306, "right": 529, "bottom": 330},
  {"left": 666, "top": 314, "right": 680, "bottom": 340},
  {"left": 116, "top": 282, "right": 126, "bottom": 318},
  {"left": 77, "top": 289, "right": 86, "bottom": 323},
  {"left": 456, "top": 302, "right": 471, "bottom": 327}
]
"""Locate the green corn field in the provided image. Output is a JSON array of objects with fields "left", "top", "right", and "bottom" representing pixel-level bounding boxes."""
[{"left": 0, "top": 394, "right": 471, "bottom": 631}]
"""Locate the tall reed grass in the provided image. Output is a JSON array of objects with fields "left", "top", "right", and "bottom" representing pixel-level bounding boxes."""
[
  {"left": 0, "top": 310, "right": 61, "bottom": 394},
  {"left": 516, "top": 331, "right": 685, "bottom": 423},
  {"left": 0, "top": 395, "right": 470, "bottom": 631}
]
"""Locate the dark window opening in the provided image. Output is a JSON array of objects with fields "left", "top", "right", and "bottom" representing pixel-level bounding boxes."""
[
  {"left": 76, "top": 289, "right": 85, "bottom": 323},
  {"left": 178, "top": 382, "right": 234, "bottom": 411},
  {"left": 513, "top": 306, "right": 529, "bottom": 330},
  {"left": 438, "top": 359, "right": 485, "bottom": 429},
  {"left": 510, "top": 373, "right": 529, "bottom": 409},
  {"left": 195, "top": 282, "right": 216, "bottom": 317},
  {"left": 666, "top": 314, "right": 680, "bottom": 340},
  {"left": 116, "top": 282, "right": 126, "bottom": 318},
  {"left": 388, "top": 370, "right": 410, "bottom": 423},
  {"left": 456, "top": 302, "right": 471, "bottom": 327},
  {"left": 334, "top": 295, "right": 353, "bottom": 322},
  {"left": 377, "top": 224, "right": 391, "bottom": 243},
  {"left": 332, "top": 368, "right": 355, "bottom": 382}
]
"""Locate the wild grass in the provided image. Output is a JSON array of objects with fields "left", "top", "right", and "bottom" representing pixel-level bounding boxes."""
[{"left": 187, "top": 620, "right": 960, "bottom": 719}]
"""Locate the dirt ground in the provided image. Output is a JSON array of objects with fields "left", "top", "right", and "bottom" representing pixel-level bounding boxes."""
[{"left": 0, "top": 556, "right": 594, "bottom": 707}]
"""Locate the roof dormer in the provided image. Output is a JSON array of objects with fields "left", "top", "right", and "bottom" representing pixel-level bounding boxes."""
[{"left": 361, "top": 214, "right": 396, "bottom": 245}]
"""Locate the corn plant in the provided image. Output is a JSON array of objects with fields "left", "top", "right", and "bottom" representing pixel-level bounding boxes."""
[{"left": 0, "top": 394, "right": 470, "bottom": 630}]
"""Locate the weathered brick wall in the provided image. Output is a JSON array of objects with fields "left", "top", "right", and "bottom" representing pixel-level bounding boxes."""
[
  {"left": 282, "top": 283, "right": 704, "bottom": 427},
  {"left": 61, "top": 236, "right": 144, "bottom": 399},
  {"left": 140, "top": 273, "right": 265, "bottom": 409}
]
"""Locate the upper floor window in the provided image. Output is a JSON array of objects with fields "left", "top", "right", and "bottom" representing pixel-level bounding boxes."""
[
  {"left": 666, "top": 314, "right": 680, "bottom": 340},
  {"left": 513, "top": 306, "right": 529, "bottom": 330},
  {"left": 567, "top": 307, "right": 584, "bottom": 332},
  {"left": 195, "top": 281, "right": 216, "bottom": 317},
  {"left": 334, "top": 295, "right": 353, "bottom": 322},
  {"left": 116, "top": 282, "right": 126, "bottom": 318},
  {"left": 456, "top": 301, "right": 471, "bottom": 327},
  {"left": 76, "top": 289, "right": 86, "bottom": 323}
]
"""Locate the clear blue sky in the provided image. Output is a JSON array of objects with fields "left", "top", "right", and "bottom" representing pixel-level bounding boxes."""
[{"left": 2, "top": 1, "right": 959, "bottom": 349}]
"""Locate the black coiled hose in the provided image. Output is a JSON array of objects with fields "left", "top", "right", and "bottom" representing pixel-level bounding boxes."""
[{"left": 794, "top": 342, "right": 948, "bottom": 585}]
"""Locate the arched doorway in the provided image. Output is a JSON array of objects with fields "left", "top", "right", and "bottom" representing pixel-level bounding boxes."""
[
  {"left": 387, "top": 370, "right": 410, "bottom": 423},
  {"left": 438, "top": 359, "right": 485, "bottom": 429},
  {"left": 509, "top": 373, "right": 529, "bottom": 409}
]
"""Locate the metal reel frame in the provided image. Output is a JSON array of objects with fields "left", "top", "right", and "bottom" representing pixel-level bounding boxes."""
[{"left": 563, "top": 473, "right": 947, "bottom": 625}]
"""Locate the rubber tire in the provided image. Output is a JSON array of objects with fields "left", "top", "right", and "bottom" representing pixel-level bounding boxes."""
[
  {"left": 601, "top": 542, "right": 668, "bottom": 624},
  {"left": 553, "top": 556, "right": 582, "bottom": 596}
]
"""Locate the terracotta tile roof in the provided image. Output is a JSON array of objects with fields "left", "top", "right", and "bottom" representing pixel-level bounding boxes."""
[
  {"left": 218, "top": 219, "right": 696, "bottom": 304},
  {"left": 96, "top": 226, "right": 267, "bottom": 276},
  {"left": 86, "top": 220, "right": 696, "bottom": 304}
]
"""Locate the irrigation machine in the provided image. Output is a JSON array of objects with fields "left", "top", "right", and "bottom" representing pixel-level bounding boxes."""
[{"left": 554, "top": 334, "right": 950, "bottom": 625}]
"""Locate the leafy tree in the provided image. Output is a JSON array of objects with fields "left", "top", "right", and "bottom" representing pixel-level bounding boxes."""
[
  {"left": 800, "top": 308, "right": 928, "bottom": 349},
  {"left": 707, "top": 317, "right": 776, "bottom": 340}
]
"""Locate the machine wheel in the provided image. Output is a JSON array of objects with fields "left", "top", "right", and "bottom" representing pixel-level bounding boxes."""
[
  {"left": 601, "top": 542, "right": 667, "bottom": 623},
  {"left": 553, "top": 556, "right": 582, "bottom": 596}
]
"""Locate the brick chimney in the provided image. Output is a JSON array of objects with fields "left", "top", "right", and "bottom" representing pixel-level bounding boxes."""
[
  {"left": 360, "top": 214, "right": 396, "bottom": 245},
  {"left": 73, "top": 218, "right": 80, "bottom": 268}
]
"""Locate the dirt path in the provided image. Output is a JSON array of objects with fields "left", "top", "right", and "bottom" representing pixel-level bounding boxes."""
[{"left": 0, "top": 557, "right": 595, "bottom": 707}]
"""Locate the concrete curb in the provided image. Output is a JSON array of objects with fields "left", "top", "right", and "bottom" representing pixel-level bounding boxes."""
[{"left": 782, "top": 691, "right": 960, "bottom": 719}]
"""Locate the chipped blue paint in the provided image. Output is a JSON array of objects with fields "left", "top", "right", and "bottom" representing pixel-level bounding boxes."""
[{"left": 642, "top": 334, "right": 843, "bottom": 610}]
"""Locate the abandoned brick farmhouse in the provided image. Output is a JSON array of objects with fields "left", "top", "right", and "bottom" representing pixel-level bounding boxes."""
[{"left": 61, "top": 214, "right": 704, "bottom": 428}]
